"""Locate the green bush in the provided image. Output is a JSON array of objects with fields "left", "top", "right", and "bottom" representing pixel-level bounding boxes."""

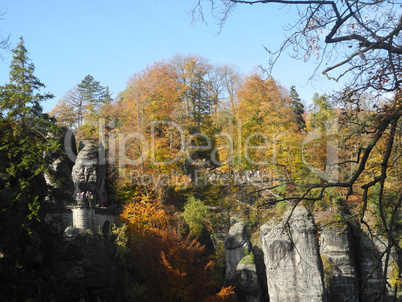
[
  {"left": 239, "top": 250, "right": 255, "bottom": 265},
  {"left": 183, "top": 196, "right": 210, "bottom": 236},
  {"left": 274, "top": 200, "right": 289, "bottom": 215}
]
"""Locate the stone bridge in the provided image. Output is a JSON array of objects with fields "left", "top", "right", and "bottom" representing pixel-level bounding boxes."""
[
  {"left": 70, "top": 200, "right": 121, "bottom": 233},
  {"left": 47, "top": 201, "right": 121, "bottom": 235}
]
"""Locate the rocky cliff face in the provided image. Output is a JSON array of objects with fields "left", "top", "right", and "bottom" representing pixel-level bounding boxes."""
[
  {"left": 319, "top": 226, "right": 359, "bottom": 302},
  {"left": 357, "top": 232, "right": 399, "bottom": 301},
  {"left": 260, "top": 206, "right": 326, "bottom": 302},
  {"left": 57, "top": 226, "right": 123, "bottom": 302},
  {"left": 71, "top": 140, "right": 107, "bottom": 205},
  {"left": 319, "top": 222, "right": 400, "bottom": 302},
  {"left": 225, "top": 219, "right": 251, "bottom": 282},
  {"left": 45, "top": 133, "right": 107, "bottom": 206},
  {"left": 224, "top": 206, "right": 402, "bottom": 302},
  {"left": 224, "top": 219, "right": 263, "bottom": 302},
  {"left": 43, "top": 133, "right": 121, "bottom": 301},
  {"left": 233, "top": 262, "right": 261, "bottom": 302},
  {"left": 44, "top": 127, "right": 77, "bottom": 203}
]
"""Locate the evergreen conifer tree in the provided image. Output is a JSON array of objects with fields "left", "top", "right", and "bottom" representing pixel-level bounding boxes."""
[
  {"left": 0, "top": 37, "right": 61, "bottom": 300},
  {"left": 77, "top": 74, "right": 105, "bottom": 107},
  {"left": 103, "top": 85, "right": 113, "bottom": 103},
  {"left": 290, "top": 85, "right": 306, "bottom": 130}
]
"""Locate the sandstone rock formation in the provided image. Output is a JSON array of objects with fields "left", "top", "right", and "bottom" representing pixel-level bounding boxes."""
[
  {"left": 357, "top": 232, "right": 399, "bottom": 301},
  {"left": 250, "top": 232, "right": 269, "bottom": 302},
  {"left": 225, "top": 219, "right": 252, "bottom": 282},
  {"left": 233, "top": 261, "right": 261, "bottom": 302},
  {"left": 71, "top": 140, "right": 107, "bottom": 205},
  {"left": 318, "top": 222, "right": 400, "bottom": 302},
  {"left": 44, "top": 127, "right": 77, "bottom": 203},
  {"left": 260, "top": 206, "right": 326, "bottom": 302},
  {"left": 224, "top": 219, "right": 264, "bottom": 301},
  {"left": 319, "top": 226, "right": 359, "bottom": 302}
]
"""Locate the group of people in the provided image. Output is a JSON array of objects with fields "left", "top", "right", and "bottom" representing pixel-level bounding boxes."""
[
  {"left": 246, "top": 169, "right": 261, "bottom": 179},
  {"left": 76, "top": 191, "right": 94, "bottom": 200},
  {"left": 75, "top": 191, "right": 113, "bottom": 208},
  {"left": 207, "top": 169, "right": 262, "bottom": 180}
]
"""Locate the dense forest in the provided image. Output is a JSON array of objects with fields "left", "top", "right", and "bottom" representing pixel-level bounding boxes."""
[{"left": 1, "top": 0, "right": 401, "bottom": 301}]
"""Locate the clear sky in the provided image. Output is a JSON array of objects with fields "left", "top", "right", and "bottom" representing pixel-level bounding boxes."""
[{"left": 0, "top": 0, "right": 342, "bottom": 113}]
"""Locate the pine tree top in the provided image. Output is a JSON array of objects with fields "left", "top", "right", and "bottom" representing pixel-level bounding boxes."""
[{"left": 0, "top": 36, "right": 53, "bottom": 120}]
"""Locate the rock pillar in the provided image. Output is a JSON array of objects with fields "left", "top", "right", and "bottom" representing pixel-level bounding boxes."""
[
  {"left": 260, "top": 206, "right": 326, "bottom": 302},
  {"left": 71, "top": 140, "right": 107, "bottom": 206}
]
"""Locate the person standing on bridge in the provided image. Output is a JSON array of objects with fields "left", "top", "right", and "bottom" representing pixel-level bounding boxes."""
[{"left": 89, "top": 191, "right": 94, "bottom": 206}]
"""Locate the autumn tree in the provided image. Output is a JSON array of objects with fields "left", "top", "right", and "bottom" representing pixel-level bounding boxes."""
[
  {"left": 50, "top": 75, "right": 106, "bottom": 132},
  {"left": 301, "top": 93, "right": 338, "bottom": 183},
  {"left": 120, "top": 194, "right": 233, "bottom": 302},
  {"left": 107, "top": 59, "right": 187, "bottom": 198},
  {"left": 50, "top": 87, "right": 82, "bottom": 130},
  {"left": 215, "top": 64, "right": 243, "bottom": 114},
  {"left": 236, "top": 75, "right": 302, "bottom": 174},
  {"left": 304, "top": 93, "right": 335, "bottom": 172},
  {"left": 49, "top": 98, "right": 77, "bottom": 129},
  {"left": 205, "top": 66, "right": 243, "bottom": 174},
  {"left": 169, "top": 55, "right": 228, "bottom": 172},
  {"left": 111, "top": 55, "right": 243, "bottom": 191},
  {"left": 169, "top": 54, "right": 217, "bottom": 130}
]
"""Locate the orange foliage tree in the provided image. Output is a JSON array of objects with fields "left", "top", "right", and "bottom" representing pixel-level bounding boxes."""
[{"left": 120, "top": 194, "right": 234, "bottom": 302}]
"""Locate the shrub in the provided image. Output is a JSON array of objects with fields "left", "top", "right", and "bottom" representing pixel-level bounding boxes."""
[
  {"left": 183, "top": 196, "right": 210, "bottom": 236},
  {"left": 239, "top": 251, "right": 254, "bottom": 265}
]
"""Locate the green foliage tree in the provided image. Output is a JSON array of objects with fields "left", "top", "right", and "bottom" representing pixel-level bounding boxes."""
[
  {"left": 309, "top": 93, "right": 334, "bottom": 131},
  {"left": 184, "top": 57, "right": 215, "bottom": 128},
  {"left": 0, "top": 37, "right": 61, "bottom": 300},
  {"left": 183, "top": 196, "right": 211, "bottom": 236},
  {"left": 102, "top": 85, "right": 113, "bottom": 103},
  {"left": 77, "top": 74, "right": 106, "bottom": 129}
]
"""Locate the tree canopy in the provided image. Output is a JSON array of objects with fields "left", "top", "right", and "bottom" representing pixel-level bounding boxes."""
[{"left": 50, "top": 74, "right": 107, "bottom": 133}]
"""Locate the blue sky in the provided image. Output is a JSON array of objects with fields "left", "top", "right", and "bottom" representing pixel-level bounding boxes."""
[{"left": 0, "top": 0, "right": 342, "bottom": 113}]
